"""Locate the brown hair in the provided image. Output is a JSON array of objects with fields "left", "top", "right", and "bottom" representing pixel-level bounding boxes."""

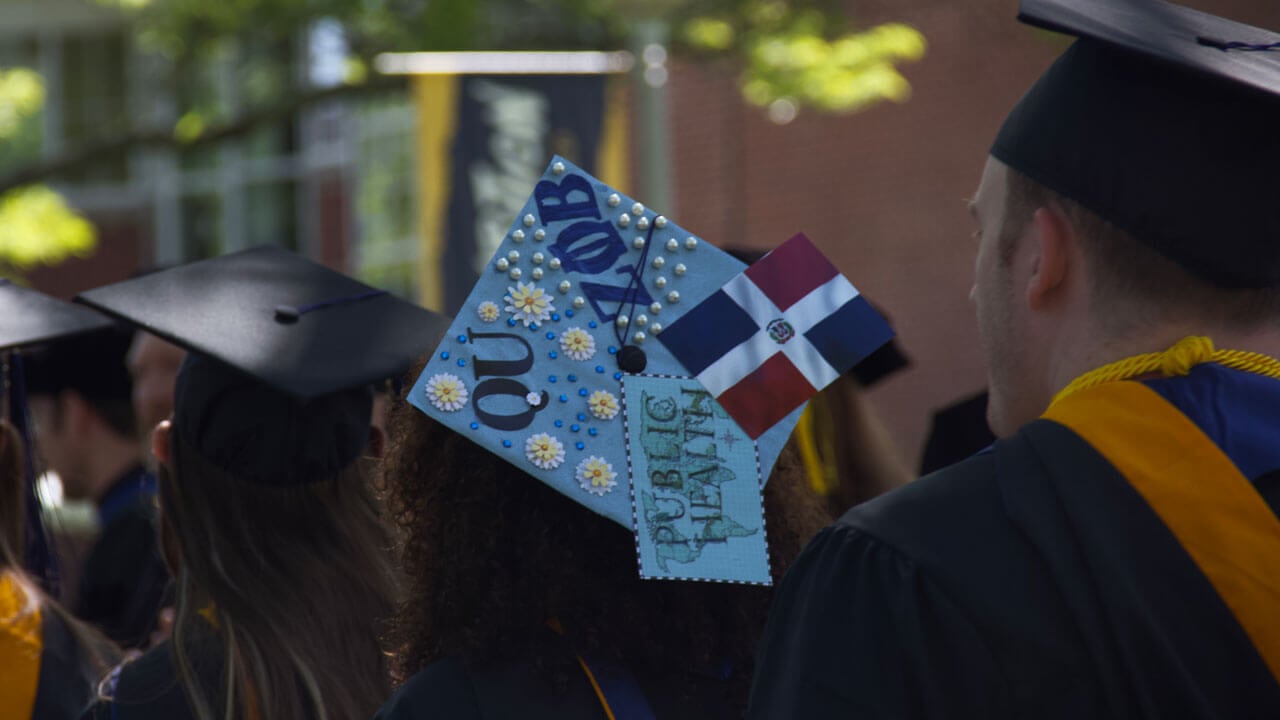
[
  {"left": 159, "top": 433, "right": 396, "bottom": 720},
  {"left": 382, "top": 372, "right": 830, "bottom": 713},
  {"left": 1000, "top": 168, "right": 1280, "bottom": 332}
]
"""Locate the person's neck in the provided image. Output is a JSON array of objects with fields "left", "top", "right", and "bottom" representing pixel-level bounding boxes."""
[
  {"left": 86, "top": 435, "right": 146, "bottom": 507},
  {"left": 1046, "top": 321, "right": 1280, "bottom": 400}
]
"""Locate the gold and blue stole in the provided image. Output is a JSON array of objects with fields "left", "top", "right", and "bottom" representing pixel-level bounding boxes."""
[
  {"left": 1044, "top": 377, "right": 1280, "bottom": 683},
  {"left": 0, "top": 570, "right": 42, "bottom": 718}
]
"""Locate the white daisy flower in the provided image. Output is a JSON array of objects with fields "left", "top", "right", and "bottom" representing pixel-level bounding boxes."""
[
  {"left": 504, "top": 281, "right": 554, "bottom": 327},
  {"left": 588, "top": 390, "right": 620, "bottom": 421},
  {"left": 576, "top": 457, "right": 617, "bottom": 496},
  {"left": 525, "top": 433, "right": 566, "bottom": 470},
  {"left": 559, "top": 327, "right": 597, "bottom": 361},
  {"left": 425, "top": 373, "right": 468, "bottom": 412}
]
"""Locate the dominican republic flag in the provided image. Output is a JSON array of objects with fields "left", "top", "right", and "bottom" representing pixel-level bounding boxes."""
[{"left": 657, "top": 233, "right": 894, "bottom": 439}]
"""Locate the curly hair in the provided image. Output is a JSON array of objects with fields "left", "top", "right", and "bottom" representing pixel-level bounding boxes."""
[{"left": 382, "top": 364, "right": 831, "bottom": 713}]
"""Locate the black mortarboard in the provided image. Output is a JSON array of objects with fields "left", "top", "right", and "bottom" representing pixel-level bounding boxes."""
[
  {"left": 76, "top": 247, "right": 450, "bottom": 486},
  {"left": 0, "top": 279, "right": 113, "bottom": 352},
  {"left": 992, "top": 0, "right": 1280, "bottom": 288}
]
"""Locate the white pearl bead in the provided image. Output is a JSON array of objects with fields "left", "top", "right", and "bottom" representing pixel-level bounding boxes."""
[
  {"left": 631, "top": 202, "right": 644, "bottom": 215},
  {"left": 674, "top": 263, "right": 687, "bottom": 276},
  {"left": 533, "top": 229, "right": 546, "bottom": 241},
  {"left": 665, "top": 238, "right": 678, "bottom": 252},
  {"left": 523, "top": 214, "right": 536, "bottom": 227},
  {"left": 531, "top": 268, "right": 543, "bottom": 280},
  {"left": 507, "top": 250, "right": 520, "bottom": 263},
  {"left": 685, "top": 237, "right": 698, "bottom": 250},
  {"left": 548, "top": 257, "right": 562, "bottom": 270},
  {"left": 633, "top": 237, "right": 646, "bottom": 250},
  {"left": 532, "top": 252, "right": 544, "bottom": 265},
  {"left": 667, "top": 291, "right": 680, "bottom": 303},
  {"left": 654, "top": 276, "right": 667, "bottom": 289},
  {"left": 632, "top": 331, "right": 647, "bottom": 343},
  {"left": 652, "top": 256, "right": 665, "bottom": 269},
  {"left": 509, "top": 268, "right": 523, "bottom": 280},
  {"left": 650, "top": 323, "right": 663, "bottom": 335},
  {"left": 558, "top": 280, "right": 571, "bottom": 294},
  {"left": 654, "top": 216, "right": 667, "bottom": 229},
  {"left": 636, "top": 217, "right": 650, "bottom": 231},
  {"left": 618, "top": 213, "right": 631, "bottom": 228},
  {"left": 552, "top": 161, "right": 565, "bottom": 175},
  {"left": 511, "top": 229, "right": 525, "bottom": 242},
  {"left": 649, "top": 302, "right": 662, "bottom": 314},
  {"left": 573, "top": 296, "right": 586, "bottom": 309},
  {"left": 635, "top": 314, "right": 648, "bottom": 327},
  {"left": 496, "top": 258, "right": 510, "bottom": 272},
  {"left": 616, "top": 315, "right": 629, "bottom": 328},
  {"left": 607, "top": 193, "right": 621, "bottom": 207}
]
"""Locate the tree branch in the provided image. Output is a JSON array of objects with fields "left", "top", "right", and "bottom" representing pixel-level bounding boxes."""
[{"left": 0, "top": 75, "right": 405, "bottom": 194}]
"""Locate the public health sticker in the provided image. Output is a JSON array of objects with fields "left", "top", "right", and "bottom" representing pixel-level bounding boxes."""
[{"left": 622, "top": 374, "right": 770, "bottom": 585}]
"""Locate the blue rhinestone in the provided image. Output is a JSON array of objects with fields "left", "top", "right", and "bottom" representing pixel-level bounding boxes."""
[
  {"left": 577, "top": 413, "right": 586, "bottom": 421},
  {"left": 595, "top": 365, "right": 605, "bottom": 373},
  {"left": 546, "top": 332, "right": 555, "bottom": 340},
  {"left": 502, "top": 440, "right": 512, "bottom": 448},
  {"left": 578, "top": 388, "right": 589, "bottom": 397},
  {"left": 549, "top": 351, "right": 558, "bottom": 359},
  {"left": 559, "top": 394, "right": 569, "bottom": 403},
  {"left": 588, "top": 428, "right": 598, "bottom": 437},
  {"left": 457, "top": 359, "right": 467, "bottom": 367},
  {"left": 551, "top": 313, "right": 561, "bottom": 321},
  {"left": 608, "top": 346, "right": 618, "bottom": 354},
  {"left": 508, "top": 318, "right": 517, "bottom": 326},
  {"left": 575, "top": 442, "right": 585, "bottom": 451},
  {"left": 457, "top": 334, "right": 467, "bottom": 343},
  {"left": 529, "top": 323, "right": 539, "bottom": 331},
  {"left": 565, "top": 309, "right": 575, "bottom": 318},
  {"left": 571, "top": 424, "right": 580, "bottom": 432},
  {"left": 589, "top": 321, "right": 598, "bottom": 329},
  {"left": 549, "top": 375, "right": 557, "bottom": 383},
  {"left": 567, "top": 374, "right": 577, "bottom": 382},
  {"left": 441, "top": 351, "right": 450, "bottom": 360},
  {"left": 614, "top": 372, "right": 623, "bottom": 380},
  {"left": 470, "top": 422, "right": 479, "bottom": 430},
  {"left": 554, "top": 420, "right": 564, "bottom": 428}
]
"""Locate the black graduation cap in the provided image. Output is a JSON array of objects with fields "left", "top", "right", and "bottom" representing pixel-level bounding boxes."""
[
  {"left": 0, "top": 279, "right": 113, "bottom": 352},
  {"left": 992, "top": 0, "right": 1280, "bottom": 288},
  {"left": 76, "top": 247, "right": 451, "bottom": 486}
]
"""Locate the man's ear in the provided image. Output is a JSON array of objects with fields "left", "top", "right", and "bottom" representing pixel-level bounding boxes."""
[
  {"left": 1026, "top": 205, "right": 1072, "bottom": 311},
  {"left": 152, "top": 420, "right": 173, "bottom": 466}
]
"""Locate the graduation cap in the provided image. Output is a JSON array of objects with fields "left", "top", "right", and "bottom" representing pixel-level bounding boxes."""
[
  {"left": 76, "top": 247, "right": 450, "bottom": 487},
  {"left": 991, "top": 0, "right": 1280, "bottom": 288},
  {"left": 410, "top": 158, "right": 893, "bottom": 585}
]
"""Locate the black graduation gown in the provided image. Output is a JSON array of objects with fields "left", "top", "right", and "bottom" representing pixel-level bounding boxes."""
[
  {"left": 1, "top": 572, "right": 99, "bottom": 720},
  {"left": 748, "top": 414, "right": 1280, "bottom": 718},
  {"left": 76, "top": 466, "right": 170, "bottom": 649},
  {"left": 81, "top": 622, "right": 225, "bottom": 720},
  {"left": 375, "top": 636, "right": 742, "bottom": 719}
]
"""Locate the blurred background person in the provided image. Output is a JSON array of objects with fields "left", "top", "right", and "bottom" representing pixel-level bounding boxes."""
[
  {"left": 1, "top": 283, "right": 123, "bottom": 718},
  {"left": 23, "top": 326, "right": 169, "bottom": 650}
]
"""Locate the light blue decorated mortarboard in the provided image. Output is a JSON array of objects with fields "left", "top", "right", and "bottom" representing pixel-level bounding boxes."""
[{"left": 410, "top": 157, "right": 803, "bottom": 585}]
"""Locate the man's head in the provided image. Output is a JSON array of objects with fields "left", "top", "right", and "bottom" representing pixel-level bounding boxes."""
[
  {"left": 970, "top": 2, "right": 1280, "bottom": 436},
  {"left": 23, "top": 325, "right": 138, "bottom": 501},
  {"left": 127, "top": 331, "right": 186, "bottom": 442}
]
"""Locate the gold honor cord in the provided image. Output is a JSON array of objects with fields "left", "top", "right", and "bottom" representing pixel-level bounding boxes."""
[{"left": 1051, "top": 336, "right": 1280, "bottom": 407}]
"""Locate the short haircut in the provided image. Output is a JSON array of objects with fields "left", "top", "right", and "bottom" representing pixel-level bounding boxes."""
[{"left": 999, "top": 167, "right": 1280, "bottom": 333}]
